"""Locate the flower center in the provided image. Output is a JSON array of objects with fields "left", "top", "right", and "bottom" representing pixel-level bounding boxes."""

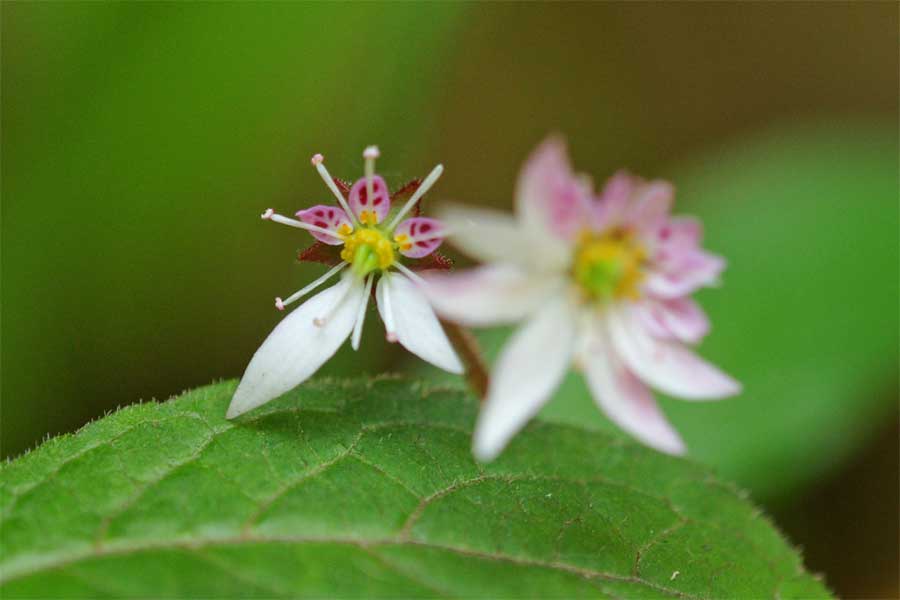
[
  {"left": 573, "top": 228, "right": 646, "bottom": 301},
  {"left": 341, "top": 227, "right": 396, "bottom": 276}
]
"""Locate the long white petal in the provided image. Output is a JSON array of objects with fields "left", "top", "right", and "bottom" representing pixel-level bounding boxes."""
[
  {"left": 423, "top": 265, "right": 563, "bottom": 327},
  {"left": 581, "top": 321, "right": 685, "bottom": 455},
  {"left": 227, "top": 275, "right": 365, "bottom": 418},
  {"left": 437, "top": 204, "right": 569, "bottom": 272},
  {"left": 473, "top": 296, "right": 577, "bottom": 461},
  {"left": 608, "top": 304, "right": 740, "bottom": 400},
  {"left": 376, "top": 273, "right": 463, "bottom": 374}
]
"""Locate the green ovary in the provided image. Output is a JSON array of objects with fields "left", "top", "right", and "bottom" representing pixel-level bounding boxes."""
[
  {"left": 572, "top": 230, "right": 646, "bottom": 301},
  {"left": 341, "top": 227, "right": 396, "bottom": 277}
]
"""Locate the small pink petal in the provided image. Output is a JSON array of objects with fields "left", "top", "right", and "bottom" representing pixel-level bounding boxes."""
[
  {"left": 659, "top": 298, "right": 710, "bottom": 343},
  {"left": 651, "top": 217, "right": 703, "bottom": 263},
  {"left": 394, "top": 217, "right": 444, "bottom": 258},
  {"left": 625, "top": 180, "right": 674, "bottom": 233},
  {"left": 295, "top": 204, "right": 352, "bottom": 246},
  {"left": 636, "top": 298, "right": 710, "bottom": 344},
  {"left": 658, "top": 217, "right": 702, "bottom": 248},
  {"left": 349, "top": 175, "right": 390, "bottom": 225},
  {"left": 516, "top": 136, "right": 592, "bottom": 242},
  {"left": 635, "top": 302, "right": 673, "bottom": 340},
  {"left": 645, "top": 251, "right": 725, "bottom": 299},
  {"left": 592, "top": 171, "right": 636, "bottom": 230},
  {"left": 608, "top": 305, "right": 740, "bottom": 400}
]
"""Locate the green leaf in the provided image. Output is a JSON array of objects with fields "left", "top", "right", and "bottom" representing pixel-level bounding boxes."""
[{"left": 1, "top": 379, "right": 828, "bottom": 598}]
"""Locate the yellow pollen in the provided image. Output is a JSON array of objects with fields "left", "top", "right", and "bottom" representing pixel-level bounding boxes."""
[
  {"left": 341, "top": 227, "right": 395, "bottom": 269},
  {"left": 358, "top": 210, "right": 378, "bottom": 226},
  {"left": 394, "top": 233, "right": 413, "bottom": 252},
  {"left": 573, "top": 229, "right": 646, "bottom": 301}
]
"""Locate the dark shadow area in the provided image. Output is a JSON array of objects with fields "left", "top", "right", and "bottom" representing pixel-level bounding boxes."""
[{"left": 774, "top": 409, "right": 899, "bottom": 599}]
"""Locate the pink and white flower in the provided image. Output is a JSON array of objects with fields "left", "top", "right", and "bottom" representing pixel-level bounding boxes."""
[
  {"left": 425, "top": 137, "right": 740, "bottom": 461},
  {"left": 227, "top": 146, "right": 462, "bottom": 419}
]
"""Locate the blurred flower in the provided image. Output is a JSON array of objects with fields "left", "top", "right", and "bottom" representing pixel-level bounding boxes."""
[
  {"left": 426, "top": 137, "right": 740, "bottom": 461},
  {"left": 227, "top": 147, "right": 462, "bottom": 419}
]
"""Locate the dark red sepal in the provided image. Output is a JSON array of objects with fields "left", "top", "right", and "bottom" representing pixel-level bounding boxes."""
[
  {"left": 410, "top": 251, "right": 453, "bottom": 272},
  {"left": 297, "top": 242, "right": 342, "bottom": 266},
  {"left": 334, "top": 178, "right": 352, "bottom": 195},
  {"left": 391, "top": 179, "right": 423, "bottom": 217}
]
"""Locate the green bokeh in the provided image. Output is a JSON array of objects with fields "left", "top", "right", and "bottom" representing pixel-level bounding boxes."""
[{"left": 2, "top": 3, "right": 465, "bottom": 457}]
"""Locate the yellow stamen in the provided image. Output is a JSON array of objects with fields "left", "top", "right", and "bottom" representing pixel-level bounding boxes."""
[
  {"left": 358, "top": 210, "right": 378, "bottom": 226},
  {"left": 394, "top": 233, "right": 413, "bottom": 252},
  {"left": 341, "top": 227, "right": 395, "bottom": 270}
]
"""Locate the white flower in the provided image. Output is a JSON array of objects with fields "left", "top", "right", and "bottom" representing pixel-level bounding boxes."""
[
  {"left": 227, "top": 147, "right": 462, "bottom": 419},
  {"left": 425, "top": 137, "right": 740, "bottom": 461}
]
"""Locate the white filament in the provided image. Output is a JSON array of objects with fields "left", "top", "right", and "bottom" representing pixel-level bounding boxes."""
[
  {"left": 278, "top": 263, "right": 347, "bottom": 310},
  {"left": 314, "top": 160, "right": 358, "bottom": 226},
  {"left": 394, "top": 263, "right": 425, "bottom": 285},
  {"left": 381, "top": 276, "right": 397, "bottom": 342},
  {"left": 387, "top": 164, "right": 444, "bottom": 230},
  {"left": 350, "top": 274, "right": 375, "bottom": 350},
  {"left": 265, "top": 211, "right": 344, "bottom": 241},
  {"left": 364, "top": 146, "right": 378, "bottom": 212}
]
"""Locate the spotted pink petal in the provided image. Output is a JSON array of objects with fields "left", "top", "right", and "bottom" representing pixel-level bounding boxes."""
[
  {"left": 643, "top": 214, "right": 723, "bottom": 298},
  {"left": 295, "top": 205, "right": 353, "bottom": 245},
  {"left": 394, "top": 217, "right": 444, "bottom": 258},
  {"left": 349, "top": 175, "right": 390, "bottom": 225}
]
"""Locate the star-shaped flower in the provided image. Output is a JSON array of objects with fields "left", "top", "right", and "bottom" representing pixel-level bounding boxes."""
[
  {"left": 227, "top": 146, "right": 462, "bottom": 419},
  {"left": 425, "top": 137, "right": 740, "bottom": 461}
]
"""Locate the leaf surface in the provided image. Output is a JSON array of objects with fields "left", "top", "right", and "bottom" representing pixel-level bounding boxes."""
[{"left": 1, "top": 379, "right": 828, "bottom": 598}]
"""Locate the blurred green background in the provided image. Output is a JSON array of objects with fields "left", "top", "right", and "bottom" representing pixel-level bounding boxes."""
[{"left": 2, "top": 3, "right": 897, "bottom": 597}]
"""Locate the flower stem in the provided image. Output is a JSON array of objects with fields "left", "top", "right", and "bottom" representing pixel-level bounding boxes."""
[{"left": 440, "top": 320, "right": 489, "bottom": 401}]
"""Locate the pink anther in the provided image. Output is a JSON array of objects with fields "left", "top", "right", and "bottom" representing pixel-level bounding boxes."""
[
  {"left": 363, "top": 146, "right": 380, "bottom": 159},
  {"left": 261, "top": 208, "right": 274, "bottom": 220},
  {"left": 311, "top": 153, "right": 324, "bottom": 166},
  {"left": 275, "top": 297, "right": 285, "bottom": 311}
]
